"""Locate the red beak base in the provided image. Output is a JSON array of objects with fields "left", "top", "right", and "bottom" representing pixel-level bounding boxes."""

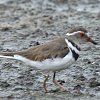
[{"left": 87, "top": 38, "right": 97, "bottom": 45}]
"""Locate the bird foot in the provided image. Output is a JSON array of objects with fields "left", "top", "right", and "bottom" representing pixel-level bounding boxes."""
[
  {"left": 53, "top": 79, "right": 66, "bottom": 92},
  {"left": 57, "top": 80, "right": 65, "bottom": 85}
]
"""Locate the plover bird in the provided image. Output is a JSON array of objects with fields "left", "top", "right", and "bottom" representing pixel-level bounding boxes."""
[{"left": 0, "top": 27, "right": 97, "bottom": 92}]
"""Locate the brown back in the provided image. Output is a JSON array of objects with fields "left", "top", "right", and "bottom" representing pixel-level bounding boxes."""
[{"left": 19, "top": 38, "right": 69, "bottom": 61}]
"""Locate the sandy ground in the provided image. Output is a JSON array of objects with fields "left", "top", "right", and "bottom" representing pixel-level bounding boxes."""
[{"left": 0, "top": 0, "right": 100, "bottom": 100}]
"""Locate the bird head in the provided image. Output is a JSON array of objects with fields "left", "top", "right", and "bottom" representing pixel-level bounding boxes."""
[{"left": 66, "top": 27, "right": 97, "bottom": 45}]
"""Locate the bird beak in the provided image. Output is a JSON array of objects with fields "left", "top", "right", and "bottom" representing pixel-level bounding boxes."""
[
  {"left": 90, "top": 39, "right": 97, "bottom": 45},
  {"left": 87, "top": 38, "right": 97, "bottom": 45}
]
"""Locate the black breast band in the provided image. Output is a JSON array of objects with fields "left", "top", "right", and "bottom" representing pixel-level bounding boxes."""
[{"left": 70, "top": 49, "right": 79, "bottom": 61}]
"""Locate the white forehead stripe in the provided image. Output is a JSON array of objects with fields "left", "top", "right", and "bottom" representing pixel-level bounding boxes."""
[{"left": 66, "top": 31, "right": 84, "bottom": 36}]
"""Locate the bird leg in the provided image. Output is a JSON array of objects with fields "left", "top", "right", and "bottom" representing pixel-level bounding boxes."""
[
  {"left": 53, "top": 72, "right": 65, "bottom": 91},
  {"left": 43, "top": 74, "right": 49, "bottom": 93}
]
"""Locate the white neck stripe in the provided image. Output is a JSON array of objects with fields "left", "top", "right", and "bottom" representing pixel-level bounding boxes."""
[{"left": 65, "top": 39, "right": 80, "bottom": 54}]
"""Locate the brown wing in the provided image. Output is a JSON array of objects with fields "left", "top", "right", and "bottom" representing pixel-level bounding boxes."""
[{"left": 19, "top": 38, "right": 69, "bottom": 61}]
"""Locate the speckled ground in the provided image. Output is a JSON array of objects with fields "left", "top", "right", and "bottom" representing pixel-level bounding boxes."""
[{"left": 0, "top": 0, "right": 100, "bottom": 100}]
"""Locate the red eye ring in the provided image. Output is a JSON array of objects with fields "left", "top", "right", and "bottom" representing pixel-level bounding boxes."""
[
  {"left": 87, "top": 38, "right": 91, "bottom": 42},
  {"left": 80, "top": 32, "right": 84, "bottom": 38}
]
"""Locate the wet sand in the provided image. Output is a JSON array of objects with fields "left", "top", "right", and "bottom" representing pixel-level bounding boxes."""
[{"left": 0, "top": 0, "right": 100, "bottom": 100}]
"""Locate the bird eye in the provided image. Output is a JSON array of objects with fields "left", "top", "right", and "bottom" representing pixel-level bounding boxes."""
[{"left": 80, "top": 32, "right": 84, "bottom": 38}]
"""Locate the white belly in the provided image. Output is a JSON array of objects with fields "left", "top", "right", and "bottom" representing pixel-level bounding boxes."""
[{"left": 14, "top": 50, "right": 75, "bottom": 71}]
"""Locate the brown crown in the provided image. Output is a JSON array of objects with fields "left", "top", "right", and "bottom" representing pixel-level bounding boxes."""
[{"left": 67, "top": 27, "right": 88, "bottom": 33}]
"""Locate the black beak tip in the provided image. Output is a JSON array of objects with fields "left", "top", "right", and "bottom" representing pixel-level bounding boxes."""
[{"left": 92, "top": 41, "right": 98, "bottom": 45}]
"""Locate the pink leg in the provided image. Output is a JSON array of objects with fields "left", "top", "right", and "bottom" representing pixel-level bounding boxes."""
[
  {"left": 53, "top": 72, "right": 65, "bottom": 91},
  {"left": 43, "top": 74, "right": 49, "bottom": 93}
]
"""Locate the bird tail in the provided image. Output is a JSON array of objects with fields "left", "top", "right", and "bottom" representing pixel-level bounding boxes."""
[{"left": 0, "top": 51, "right": 21, "bottom": 59}]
